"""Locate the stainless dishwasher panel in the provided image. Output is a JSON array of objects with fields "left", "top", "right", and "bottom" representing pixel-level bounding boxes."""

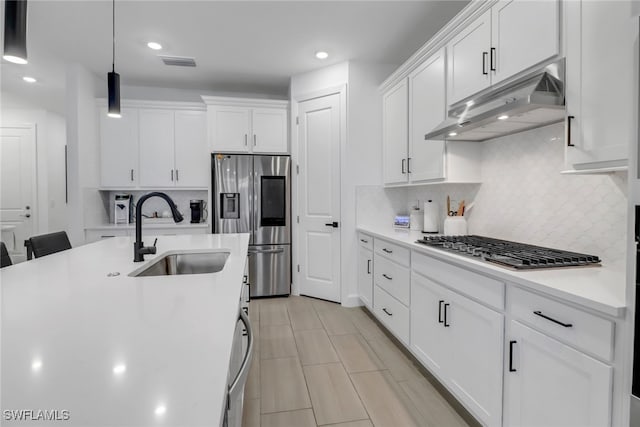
[{"left": 248, "top": 245, "right": 291, "bottom": 297}]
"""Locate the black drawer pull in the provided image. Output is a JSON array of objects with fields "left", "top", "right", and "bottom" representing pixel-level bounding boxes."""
[
  {"left": 367, "top": 259, "right": 371, "bottom": 274},
  {"left": 509, "top": 340, "right": 517, "bottom": 372},
  {"left": 443, "top": 303, "right": 450, "bottom": 327},
  {"left": 360, "top": 239, "right": 368, "bottom": 243},
  {"left": 382, "top": 273, "right": 392, "bottom": 280},
  {"left": 243, "top": 275, "right": 248, "bottom": 284},
  {"left": 382, "top": 248, "right": 393, "bottom": 254},
  {"left": 438, "top": 300, "right": 444, "bottom": 323},
  {"left": 382, "top": 308, "right": 393, "bottom": 316},
  {"left": 533, "top": 310, "right": 573, "bottom": 328},
  {"left": 482, "top": 51, "right": 488, "bottom": 75}
]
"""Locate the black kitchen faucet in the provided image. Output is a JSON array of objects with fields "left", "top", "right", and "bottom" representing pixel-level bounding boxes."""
[{"left": 133, "top": 192, "right": 184, "bottom": 262}]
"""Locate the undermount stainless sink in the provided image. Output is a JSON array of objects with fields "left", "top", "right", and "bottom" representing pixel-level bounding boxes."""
[{"left": 130, "top": 251, "right": 230, "bottom": 277}]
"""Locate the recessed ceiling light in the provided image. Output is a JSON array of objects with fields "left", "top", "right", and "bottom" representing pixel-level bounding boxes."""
[
  {"left": 154, "top": 405, "right": 166, "bottom": 416},
  {"left": 31, "top": 359, "right": 42, "bottom": 372},
  {"left": 22, "top": 76, "right": 36, "bottom": 83},
  {"left": 315, "top": 51, "right": 329, "bottom": 60},
  {"left": 448, "top": 132, "right": 458, "bottom": 137},
  {"left": 112, "top": 364, "right": 126, "bottom": 375},
  {"left": 498, "top": 115, "right": 509, "bottom": 120},
  {"left": 147, "top": 42, "right": 162, "bottom": 50},
  {"left": 107, "top": 112, "right": 122, "bottom": 119}
]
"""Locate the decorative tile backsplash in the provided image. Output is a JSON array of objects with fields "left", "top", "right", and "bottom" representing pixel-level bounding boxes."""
[{"left": 356, "top": 123, "right": 628, "bottom": 269}]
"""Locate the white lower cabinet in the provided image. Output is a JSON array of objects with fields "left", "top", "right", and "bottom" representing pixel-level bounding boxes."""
[
  {"left": 410, "top": 272, "right": 503, "bottom": 427},
  {"left": 504, "top": 320, "right": 612, "bottom": 427},
  {"left": 373, "top": 285, "right": 410, "bottom": 345},
  {"left": 357, "top": 245, "right": 373, "bottom": 309}
]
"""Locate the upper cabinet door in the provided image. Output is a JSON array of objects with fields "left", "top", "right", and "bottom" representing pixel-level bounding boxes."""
[
  {"left": 209, "top": 106, "right": 251, "bottom": 153},
  {"left": 447, "top": 9, "right": 491, "bottom": 105},
  {"left": 138, "top": 109, "right": 175, "bottom": 187},
  {"left": 491, "top": 0, "right": 559, "bottom": 86},
  {"left": 252, "top": 108, "right": 288, "bottom": 153},
  {"left": 408, "top": 48, "right": 446, "bottom": 183},
  {"left": 174, "top": 111, "right": 209, "bottom": 188},
  {"left": 564, "top": 0, "right": 633, "bottom": 169},
  {"left": 382, "top": 80, "right": 409, "bottom": 185},
  {"left": 100, "top": 107, "right": 139, "bottom": 188}
]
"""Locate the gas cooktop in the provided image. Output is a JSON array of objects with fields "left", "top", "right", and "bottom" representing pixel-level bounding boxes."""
[{"left": 415, "top": 235, "right": 601, "bottom": 270}]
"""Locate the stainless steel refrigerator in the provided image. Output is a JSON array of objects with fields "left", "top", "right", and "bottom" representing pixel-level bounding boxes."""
[{"left": 212, "top": 154, "right": 291, "bottom": 297}]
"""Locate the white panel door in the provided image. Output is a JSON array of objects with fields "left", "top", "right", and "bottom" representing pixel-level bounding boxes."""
[
  {"left": 491, "top": 0, "right": 559, "bottom": 85},
  {"left": 138, "top": 109, "right": 175, "bottom": 187},
  {"left": 410, "top": 273, "right": 449, "bottom": 377},
  {"left": 447, "top": 9, "right": 491, "bottom": 105},
  {"left": 99, "top": 107, "right": 138, "bottom": 187},
  {"left": 174, "top": 110, "right": 209, "bottom": 188},
  {"left": 564, "top": 0, "right": 633, "bottom": 168},
  {"left": 382, "top": 80, "right": 408, "bottom": 185},
  {"left": 252, "top": 109, "right": 288, "bottom": 153},
  {"left": 357, "top": 247, "right": 373, "bottom": 308},
  {"left": 408, "top": 48, "right": 446, "bottom": 183},
  {"left": 209, "top": 106, "right": 251, "bottom": 153},
  {"left": 297, "top": 93, "right": 341, "bottom": 302},
  {"left": 447, "top": 289, "right": 504, "bottom": 427},
  {"left": 0, "top": 126, "right": 35, "bottom": 263},
  {"left": 504, "top": 320, "right": 612, "bottom": 427}
]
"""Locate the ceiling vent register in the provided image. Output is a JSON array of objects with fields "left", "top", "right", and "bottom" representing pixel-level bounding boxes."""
[{"left": 159, "top": 55, "right": 197, "bottom": 67}]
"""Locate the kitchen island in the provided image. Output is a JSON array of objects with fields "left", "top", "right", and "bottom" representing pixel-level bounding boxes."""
[{"left": 0, "top": 233, "right": 250, "bottom": 426}]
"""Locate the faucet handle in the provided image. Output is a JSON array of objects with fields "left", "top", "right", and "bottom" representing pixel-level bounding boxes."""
[{"left": 153, "top": 238, "right": 158, "bottom": 248}]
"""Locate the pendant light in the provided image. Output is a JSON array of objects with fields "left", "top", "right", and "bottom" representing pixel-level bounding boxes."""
[
  {"left": 107, "top": 0, "right": 121, "bottom": 118},
  {"left": 3, "top": 0, "right": 28, "bottom": 64}
]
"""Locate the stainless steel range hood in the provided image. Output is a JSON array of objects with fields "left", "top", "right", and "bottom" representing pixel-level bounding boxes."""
[{"left": 425, "top": 60, "right": 565, "bottom": 142}]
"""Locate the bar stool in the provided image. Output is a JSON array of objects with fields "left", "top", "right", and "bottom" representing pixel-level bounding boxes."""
[
  {"left": 27, "top": 231, "right": 72, "bottom": 259},
  {"left": 0, "top": 242, "right": 12, "bottom": 268}
]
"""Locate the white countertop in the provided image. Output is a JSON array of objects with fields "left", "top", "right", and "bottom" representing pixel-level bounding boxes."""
[
  {"left": 0, "top": 233, "right": 250, "bottom": 426},
  {"left": 358, "top": 226, "right": 626, "bottom": 318},
  {"left": 85, "top": 222, "right": 210, "bottom": 230}
]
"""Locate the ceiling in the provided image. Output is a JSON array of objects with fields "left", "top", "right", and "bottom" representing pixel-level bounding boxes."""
[{"left": 1, "top": 1, "right": 469, "bottom": 114}]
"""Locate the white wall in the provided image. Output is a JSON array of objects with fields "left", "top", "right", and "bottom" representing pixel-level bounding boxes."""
[
  {"left": 0, "top": 108, "right": 67, "bottom": 236},
  {"left": 121, "top": 85, "right": 287, "bottom": 104},
  {"left": 65, "top": 63, "right": 101, "bottom": 246}
]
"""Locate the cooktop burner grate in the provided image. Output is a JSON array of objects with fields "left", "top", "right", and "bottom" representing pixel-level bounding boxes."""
[{"left": 415, "top": 235, "right": 601, "bottom": 270}]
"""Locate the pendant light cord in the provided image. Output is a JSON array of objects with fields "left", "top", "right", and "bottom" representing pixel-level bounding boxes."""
[{"left": 112, "top": 0, "right": 115, "bottom": 73}]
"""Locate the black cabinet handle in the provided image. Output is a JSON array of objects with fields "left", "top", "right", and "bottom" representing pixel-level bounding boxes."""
[
  {"left": 533, "top": 310, "right": 573, "bottom": 328},
  {"left": 367, "top": 259, "right": 371, "bottom": 274},
  {"left": 509, "top": 340, "right": 517, "bottom": 372},
  {"left": 443, "top": 303, "right": 450, "bottom": 327},
  {"left": 382, "top": 308, "right": 393, "bottom": 316},
  {"left": 407, "top": 158, "right": 412, "bottom": 174},
  {"left": 360, "top": 239, "right": 368, "bottom": 243},
  {"left": 482, "top": 52, "right": 488, "bottom": 75},
  {"left": 490, "top": 47, "right": 496, "bottom": 71},
  {"left": 382, "top": 273, "right": 392, "bottom": 280},
  {"left": 567, "top": 116, "right": 575, "bottom": 147},
  {"left": 243, "top": 275, "right": 248, "bottom": 284},
  {"left": 382, "top": 248, "right": 393, "bottom": 254},
  {"left": 438, "top": 300, "right": 444, "bottom": 324},
  {"left": 401, "top": 158, "right": 406, "bottom": 174},
  {"left": 325, "top": 222, "right": 339, "bottom": 228}
]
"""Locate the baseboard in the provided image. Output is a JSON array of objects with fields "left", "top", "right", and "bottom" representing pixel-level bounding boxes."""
[{"left": 342, "top": 294, "right": 363, "bottom": 308}]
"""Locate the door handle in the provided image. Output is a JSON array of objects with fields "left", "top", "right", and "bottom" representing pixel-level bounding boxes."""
[
  {"left": 248, "top": 248, "right": 285, "bottom": 254},
  {"left": 175, "top": 169, "right": 179, "bottom": 181},
  {"left": 325, "top": 222, "right": 339, "bottom": 228},
  {"left": 20, "top": 213, "right": 31, "bottom": 218},
  {"left": 244, "top": 134, "right": 248, "bottom": 146},
  {"left": 228, "top": 309, "right": 255, "bottom": 400}
]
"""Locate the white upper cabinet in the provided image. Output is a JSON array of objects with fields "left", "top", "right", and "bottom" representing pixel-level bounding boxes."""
[
  {"left": 447, "top": 9, "right": 492, "bottom": 105},
  {"left": 491, "top": 0, "right": 559, "bottom": 85},
  {"left": 203, "top": 97, "right": 289, "bottom": 154},
  {"left": 504, "top": 320, "right": 612, "bottom": 427},
  {"left": 174, "top": 111, "right": 209, "bottom": 187},
  {"left": 252, "top": 109, "right": 288, "bottom": 153},
  {"left": 208, "top": 106, "right": 252, "bottom": 153},
  {"left": 447, "top": 0, "right": 560, "bottom": 105},
  {"left": 139, "top": 109, "right": 175, "bottom": 187},
  {"left": 408, "top": 48, "right": 446, "bottom": 183},
  {"left": 100, "top": 107, "right": 139, "bottom": 188},
  {"left": 382, "top": 80, "right": 409, "bottom": 185},
  {"left": 564, "top": 0, "right": 633, "bottom": 170}
]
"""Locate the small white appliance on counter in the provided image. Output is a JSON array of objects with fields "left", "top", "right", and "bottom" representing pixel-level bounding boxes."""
[
  {"left": 423, "top": 200, "right": 439, "bottom": 233},
  {"left": 114, "top": 194, "right": 132, "bottom": 224}
]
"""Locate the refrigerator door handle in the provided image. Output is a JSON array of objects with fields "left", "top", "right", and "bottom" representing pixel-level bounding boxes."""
[{"left": 248, "top": 248, "right": 285, "bottom": 254}]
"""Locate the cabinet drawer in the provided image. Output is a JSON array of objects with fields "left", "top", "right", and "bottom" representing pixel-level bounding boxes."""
[
  {"left": 374, "top": 285, "right": 410, "bottom": 345},
  {"left": 508, "top": 286, "right": 614, "bottom": 362},
  {"left": 374, "top": 254, "right": 410, "bottom": 306},
  {"left": 374, "top": 238, "right": 410, "bottom": 267},
  {"left": 412, "top": 251, "right": 504, "bottom": 310},
  {"left": 358, "top": 233, "right": 373, "bottom": 251}
]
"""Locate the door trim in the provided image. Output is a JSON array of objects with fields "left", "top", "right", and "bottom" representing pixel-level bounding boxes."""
[{"left": 291, "top": 85, "right": 346, "bottom": 300}]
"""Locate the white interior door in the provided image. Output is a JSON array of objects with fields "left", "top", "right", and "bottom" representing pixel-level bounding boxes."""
[
  {"left": 297, "top": 93, "right": 341, "bottom": 302},
  {"left": 0, "top": 126, "right": 36, "bottom": 263}
]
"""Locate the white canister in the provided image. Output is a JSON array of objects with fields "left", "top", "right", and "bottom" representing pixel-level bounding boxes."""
[
  {"left": 423, "top": 200, "right": 439, "bottom": 233},
  {"left": 409, "top": 208, "right": 423, "bottom": 230},
  {"left": 444, "top": 216, "right": 468, "bottom": 235}
]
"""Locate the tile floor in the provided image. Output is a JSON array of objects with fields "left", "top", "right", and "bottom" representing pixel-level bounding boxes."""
[{"left": 242, "top": 296, "right": 472, "bottom": 427}]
